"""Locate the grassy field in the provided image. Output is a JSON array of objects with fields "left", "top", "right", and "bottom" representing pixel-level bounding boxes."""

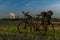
[
  {"left": 0, "top": 19, "right": 60, "bottom": 40},
  {"left": 0, "top": 26, "right": 60, "bottom": 40}
]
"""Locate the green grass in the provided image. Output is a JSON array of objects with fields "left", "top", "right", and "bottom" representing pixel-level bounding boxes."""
[
  {"left": 0, "top": 27, "right": 18, "bottom": 33},
  {"left": 0, "top": 26, "right": 60, "bottom": 36},
  {"left": 0, "top": 26, "right": 60, "bottom": 40}
]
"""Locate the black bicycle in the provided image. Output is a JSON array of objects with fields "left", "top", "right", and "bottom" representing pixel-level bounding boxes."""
[
  {"left": 17, "top": 11, "right": 56, "bottom": 40},
  {"left": 17, "top": 11, "right": 55, "bottom": 33}
]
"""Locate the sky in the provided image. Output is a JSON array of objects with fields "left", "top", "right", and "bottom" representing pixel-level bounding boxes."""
[{"left": 0, "top": 0, "right": 60, "bottom": 18}]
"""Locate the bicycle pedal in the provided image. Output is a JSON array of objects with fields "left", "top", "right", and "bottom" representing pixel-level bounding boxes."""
[
  {"left": 35, "top": 28, "right": 40, "bottom": 31},
  {"left": 24, "top": 27, "right": 26, "bottom": 29}
]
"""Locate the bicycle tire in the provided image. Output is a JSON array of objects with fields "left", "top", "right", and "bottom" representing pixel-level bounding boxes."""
[{"left": 17, "top": 22, "right": 32, "bottom": 33}]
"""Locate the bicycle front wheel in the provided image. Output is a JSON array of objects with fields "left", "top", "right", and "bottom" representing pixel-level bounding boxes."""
[{"left": 17, "top": 22, "right": 31, "bottom": 33}]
